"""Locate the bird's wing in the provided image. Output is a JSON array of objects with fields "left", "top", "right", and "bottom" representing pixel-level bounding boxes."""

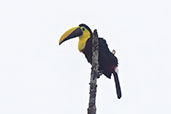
[{"left": 99, "top": 38, "right": 118, "bottom": 67}]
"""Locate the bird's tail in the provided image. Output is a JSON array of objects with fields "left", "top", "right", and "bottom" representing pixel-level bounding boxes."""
[{"left": 113, "top": 70, "right": 122, "bottom": 99}]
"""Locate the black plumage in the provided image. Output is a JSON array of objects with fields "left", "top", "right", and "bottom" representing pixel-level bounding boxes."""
[
  {"left": 82, "top": 38, "right": 117, "bottom": 78},
  {"left": 82, "top": 37, "right": 122, "bottom": 99}
]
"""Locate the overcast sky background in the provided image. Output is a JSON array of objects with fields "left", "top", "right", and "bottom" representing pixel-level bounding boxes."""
[{"left": 0, "top": 0, "right": 171, "bottom": 114}]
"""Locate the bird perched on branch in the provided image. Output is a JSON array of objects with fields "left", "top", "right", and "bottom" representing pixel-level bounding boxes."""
[{"left": 59, "top": 24, "right": 122, "bottom": 99}]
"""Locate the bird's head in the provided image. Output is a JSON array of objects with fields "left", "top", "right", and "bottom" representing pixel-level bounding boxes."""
[{"left": 59, "top": 24, "right": 92, "bottom": 51}]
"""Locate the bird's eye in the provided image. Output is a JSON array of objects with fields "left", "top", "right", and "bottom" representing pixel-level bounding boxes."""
[{"left": 82, "top": 27, "right": 85, "bottom": 31}]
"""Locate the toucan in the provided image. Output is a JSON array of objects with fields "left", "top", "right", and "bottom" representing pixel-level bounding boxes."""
[{"left": 59, "top": 24, "right": 122, "bottom": 99}]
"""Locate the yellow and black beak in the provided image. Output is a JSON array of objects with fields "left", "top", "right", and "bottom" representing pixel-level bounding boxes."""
[{"left": 59, "top": 26, "right": 83, "bottom": 45}]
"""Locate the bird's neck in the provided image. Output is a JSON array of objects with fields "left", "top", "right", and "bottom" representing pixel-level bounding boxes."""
[{"left": 78, "top": 35, "right": 90, "bottom": 51}]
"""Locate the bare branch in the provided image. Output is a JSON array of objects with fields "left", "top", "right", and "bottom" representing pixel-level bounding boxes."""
[{"left": 87, "top": 29, "right": 99, "bottom": 114}]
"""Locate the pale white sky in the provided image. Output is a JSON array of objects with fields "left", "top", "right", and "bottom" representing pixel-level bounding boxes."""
[{"left": 0, "top": 0, "right": 171, "bottom": 114}]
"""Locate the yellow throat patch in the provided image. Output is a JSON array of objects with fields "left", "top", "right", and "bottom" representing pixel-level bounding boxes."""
[{"left": 78, "top": 27, "right": 91, "bottom": 51}]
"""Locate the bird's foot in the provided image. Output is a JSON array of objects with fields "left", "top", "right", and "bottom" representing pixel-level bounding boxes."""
[{"left": 97, "top": 70, "right": 103, "bottom": 78}]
